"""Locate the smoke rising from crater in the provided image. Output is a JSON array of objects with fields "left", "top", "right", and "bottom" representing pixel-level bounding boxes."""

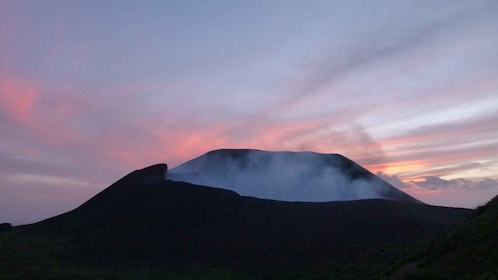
[{"left": 169, "top": 149, "right": 417, "bottom": 203}]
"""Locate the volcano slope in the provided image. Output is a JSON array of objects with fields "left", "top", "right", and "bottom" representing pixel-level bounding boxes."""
[
  {"left": 0, "top": 164, "right": 470, "bottom": 279},
  {"left": 169, "top": 149, "right": 421, "bottom": 203},
  {"left": 390, "top": 195, "right": 498, "bottom": 279}
]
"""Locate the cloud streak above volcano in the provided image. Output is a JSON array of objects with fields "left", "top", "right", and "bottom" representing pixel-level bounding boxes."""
[{"left": 1, "top": 0, "right": 497, "bottom": 224}]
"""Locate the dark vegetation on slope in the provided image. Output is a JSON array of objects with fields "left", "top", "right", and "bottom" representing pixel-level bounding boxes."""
[
  {"left": 0, "top": 223, "right": 12, "bottom": 232},
  {"left": 390, "top": 195, "right": 498, "bottom": 279},
  {"left": 0, "top": 164, "right": 471, "bottom": 279}
]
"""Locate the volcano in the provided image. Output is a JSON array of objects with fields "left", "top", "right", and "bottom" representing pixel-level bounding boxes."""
[
  {"left": 0, "top": 153, "right": 472, "bottom": 278},
  {"left": 169, "top": 149, "right": 420, "bottom": 203}
]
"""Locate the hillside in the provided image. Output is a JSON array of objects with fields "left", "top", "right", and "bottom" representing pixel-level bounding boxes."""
[
  {"left": 391, "top": 195, "right": 498, "bottom": 279},
  {"left": 0, "top": 163, "right": 470, "bottom": 279},
  {"left": 169, "top": 149, "right": 421, "bottom": 203}
]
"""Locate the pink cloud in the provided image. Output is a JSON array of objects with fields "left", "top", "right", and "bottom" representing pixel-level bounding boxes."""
[
  {"left": 0, "top": 75, "right": 39, "bottom": 124},
  {"left": 1, "top": 72, "right": 494, "bottom": 190}
]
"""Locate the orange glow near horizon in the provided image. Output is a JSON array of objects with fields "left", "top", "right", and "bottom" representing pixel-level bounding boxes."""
[{"left": 364, "top": 160, "right": 426, "bottom": 177}]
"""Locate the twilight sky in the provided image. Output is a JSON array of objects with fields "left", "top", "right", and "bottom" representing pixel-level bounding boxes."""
[{"left": 1, "top": 0, "right": 498, "bottom": 225}]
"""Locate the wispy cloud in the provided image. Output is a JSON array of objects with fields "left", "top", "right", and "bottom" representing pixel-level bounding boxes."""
[
  {"left": 376, "top": 171, "right": 498, "bottom": 208},
  {"left": 410, "top": 176, "right": 498, "bottom": 191}
]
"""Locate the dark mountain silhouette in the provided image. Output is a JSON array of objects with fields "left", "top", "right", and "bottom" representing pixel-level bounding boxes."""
[
  {"left": 0, "top": 163, "right": 470, "bottom": 279},
  {"left": 170, "top": 149, "right": 421, "bottom": 203}
]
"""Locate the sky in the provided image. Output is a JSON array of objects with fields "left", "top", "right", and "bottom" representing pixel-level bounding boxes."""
[{"left": 1, "top": 0, "right": 497, "bottom": 225}]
